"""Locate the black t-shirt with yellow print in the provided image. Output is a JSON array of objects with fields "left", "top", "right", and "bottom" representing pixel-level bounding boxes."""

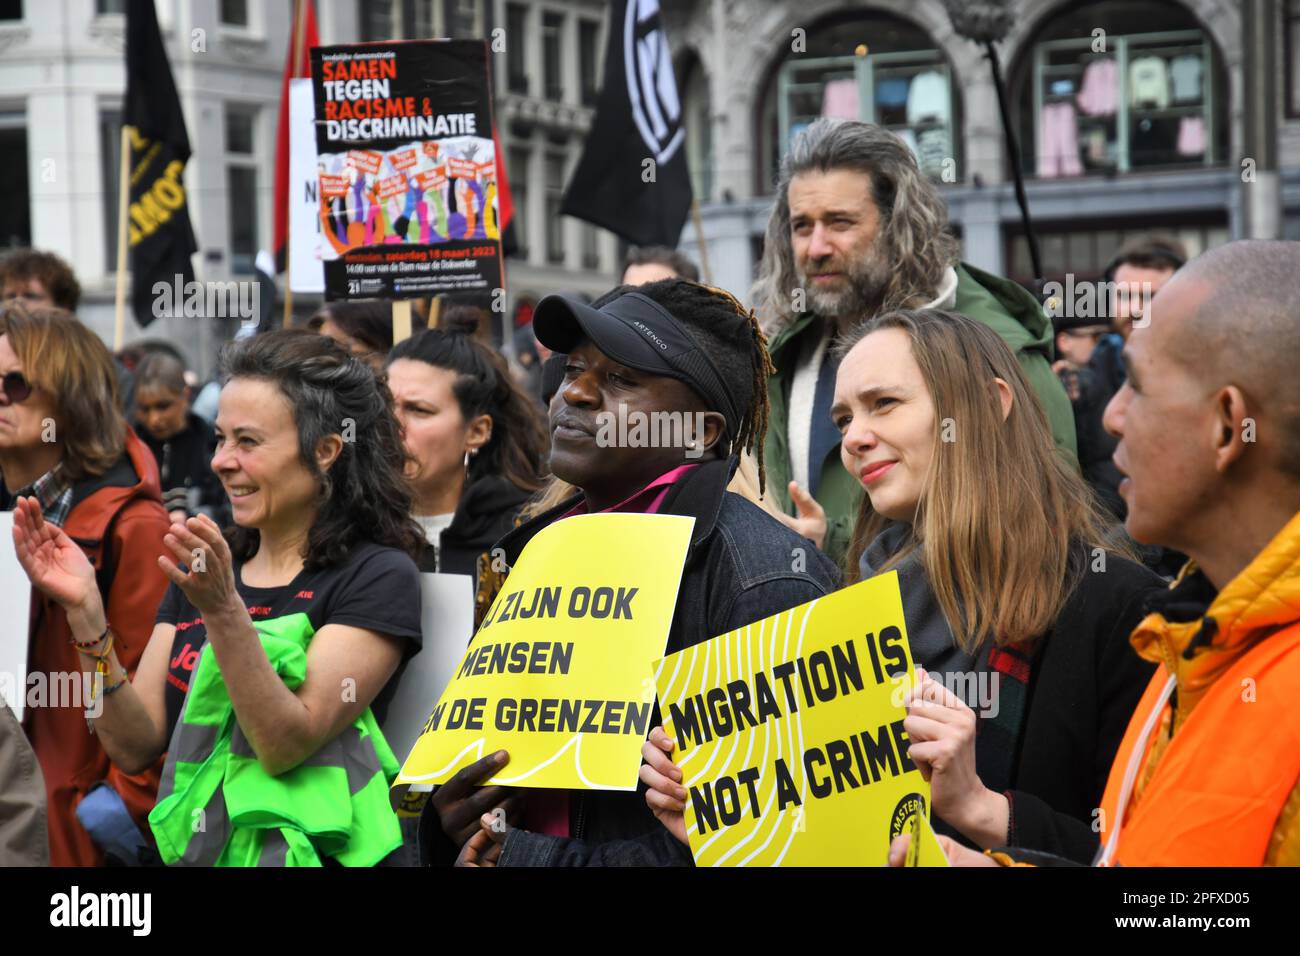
[{"left": 155, "top": 541, "right": 423, "bottom": 735}]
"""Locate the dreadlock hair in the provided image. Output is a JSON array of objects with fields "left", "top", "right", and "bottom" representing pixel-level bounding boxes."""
[{"left": 592, "top": 278, "right": 776, "bottom": 493}]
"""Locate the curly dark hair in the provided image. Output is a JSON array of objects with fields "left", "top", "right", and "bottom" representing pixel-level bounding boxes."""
[
  {"left": 387, "top": 328, "right": 548, "bottom": 494},
  {"left": 0, "top": 248, "right": 81, "bottom": 311},
  {"left": 219, "top": 329, "right": 424, "bottom": 570},
  {"left": 592, "top": 278, "right": 775, "bottom": 492}
]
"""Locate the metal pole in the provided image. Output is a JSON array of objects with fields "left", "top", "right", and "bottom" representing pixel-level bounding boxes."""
[{"left": 985, "top": 40, "right": 1043, "bottom": 283}]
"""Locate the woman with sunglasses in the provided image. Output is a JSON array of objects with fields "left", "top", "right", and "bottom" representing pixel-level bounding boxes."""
[{"left": 0, "top": 302, "right": 171, "bottom": 866}]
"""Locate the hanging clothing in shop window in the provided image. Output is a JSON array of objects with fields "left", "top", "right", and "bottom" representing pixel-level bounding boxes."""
[
  {"left": 906, "top": 70, "right": 950, "bottom": 126},
  {"left": 1077, "top": 57, "right": 1119, "bottom": 116},
  {"left": 876, "top": 77, "right": 911, "bottom": 109},
  {"left": 1038, "top": 101, "right": 1083, "bottom": 178},
  {"left": 1129, "top": 55, "right": 1170, "bottom": 109},
  {"left": 821, "top": 78, "right": 859, "bottom": 120},
  {"left": 1131, "top": 115, "right": 1179, "bottom": 165},
  {"left": 897, "top": 127, "right": 921, "bottom": 162},
  {"left": 916, "top": 127, "right": 950, "bottom": 176},
  {"left": 1169, "top": 53, "right": 1203, "bottom": 103},
  {"left": 1176, "top": 115, "right": 1206, "bottom": 156},
  {"left": 1083, "top": 126, "right": 1110, "bottom": 165}
]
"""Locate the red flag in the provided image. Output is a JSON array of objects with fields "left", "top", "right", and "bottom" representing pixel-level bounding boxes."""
[
  {"left": 493, "top": 125, "right": 513, "bottom": 231},
  {"left": 273, "top": 0, "right": 320, "bottom": 272}
]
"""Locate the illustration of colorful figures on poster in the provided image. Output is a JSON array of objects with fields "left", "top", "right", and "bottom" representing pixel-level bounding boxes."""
[
  {"left": 654, "top": 572, "right": 934, "bottom": 866},
  {"left": 310, "top": 40, "right": 502, "bottom": 300}
]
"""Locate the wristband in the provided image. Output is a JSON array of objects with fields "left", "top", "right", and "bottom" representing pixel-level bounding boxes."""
[
  {"left": 101, "top": 673, "right": 128, "bottom": 696},
  {"left": 71, "top": 625, "right": 109, "bottom": 651}
]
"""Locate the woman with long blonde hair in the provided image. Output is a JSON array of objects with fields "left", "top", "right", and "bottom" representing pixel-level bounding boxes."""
[{"left": 642, "top": 308, "right": 1162, "bottom": 864}]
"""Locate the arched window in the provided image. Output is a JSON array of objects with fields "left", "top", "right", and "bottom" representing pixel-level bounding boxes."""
[
  {"left": 1012, "top": 0, "right": 1226, "bottom": 179},
  {"left": 757, "top": 11, "right": 958, "bottom": 192}
]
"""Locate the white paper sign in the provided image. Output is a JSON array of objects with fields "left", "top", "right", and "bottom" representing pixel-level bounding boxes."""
[
  {"left": 381, "top": 572, "right": 475, "bottom": 768},
  {"left": 0, "top": 513, "right": 33, "bottom": 721},
  {"left": 290, "top": 77, "right": 326, "bottom": 293}
]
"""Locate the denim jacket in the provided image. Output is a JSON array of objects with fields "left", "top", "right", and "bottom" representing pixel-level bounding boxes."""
[{"left": 419, "top": 456, "right": 842, "bottom": 866}]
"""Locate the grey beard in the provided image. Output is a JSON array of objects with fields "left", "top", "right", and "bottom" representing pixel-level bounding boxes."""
[{"left": 801, "top": 263, "right": 890, "bottom": 323}]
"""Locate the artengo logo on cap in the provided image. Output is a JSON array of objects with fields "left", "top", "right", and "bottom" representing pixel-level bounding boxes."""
[{"left": 629, "top": 319, "right": 670, "bottom": 351}]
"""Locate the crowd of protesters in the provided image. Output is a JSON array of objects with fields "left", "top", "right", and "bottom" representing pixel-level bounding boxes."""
[{"left": 2, "top": 117, "right": 1298, "bottom": 869}]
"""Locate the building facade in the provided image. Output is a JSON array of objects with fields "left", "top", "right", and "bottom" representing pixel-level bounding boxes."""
[
  {"left": 0, "top": 0, "right": 619, "bottom": 373},
  {"left": 666, "top": 0, "right": 1300, "bottom": 302},
  {"left": 2, "top": 0, "right": 1296, "bottom": 373}
]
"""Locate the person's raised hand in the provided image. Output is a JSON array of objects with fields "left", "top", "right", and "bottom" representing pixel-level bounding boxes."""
[
  {"left": 157, "top": 514, "right": 241, "bottom": 618},
  {"left": 431, "top": 750, "right": 521, "bottom": 847},
  {"left": 903, "top": 670, "right": 1008, "bottom": 846},
  {"left": 887, "top": 833, "right": 999, "bottom": 867},
  {"left": 455, "top": 812, "right": 510, "bottom": 868},
  {"left": 639, "top": 726, "right": 688, "bottom": 846},
  {"left": 11, "top": 496, "right": 101, "bottom": 618},
  {"left": 773, "top": 481, "right": 827, "bottom": 551}
]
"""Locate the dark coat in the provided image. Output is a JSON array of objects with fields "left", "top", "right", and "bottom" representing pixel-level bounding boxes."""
[
  {"left": 418, "top": 456, "right": 843, "bottom": 865},
  {"left": 1071, "top": 339, "right": 1185, "bottom": 577},
  {"left": 1002, "top": 550, "right": 1163, "bottom": 862},
  {"left": 414, "top": 475, "right": 533, "bottom": 635},
  {"left": 415, "top": 475, "right": 531, "bottom": 578},
  {"left": 134, "top": 412, "right": 227, "bottom": 525}
]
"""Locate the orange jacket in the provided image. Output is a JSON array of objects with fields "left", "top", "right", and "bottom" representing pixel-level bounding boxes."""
[
  {"left": 23, "top": 430, "right": 171, "bottom": 866},
  {"left": 1097, "top": 512, "right": 1300, "bottom": 866}
]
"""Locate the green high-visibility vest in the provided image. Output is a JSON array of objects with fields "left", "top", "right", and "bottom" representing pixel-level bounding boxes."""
[{"left": 149, "top": 612, "right": 402, "bottom": 867}]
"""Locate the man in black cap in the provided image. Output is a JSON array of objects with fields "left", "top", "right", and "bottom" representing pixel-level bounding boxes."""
[{"left": 421, "top": 278, "right": 841, "bottom": 866}]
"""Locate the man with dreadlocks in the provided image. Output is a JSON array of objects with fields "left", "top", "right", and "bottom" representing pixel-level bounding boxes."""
[
  {"left": 752, "top": 119, "right": 1076, "bottom": 564},
  {"left": 421, "top": 278, "right": 841, "bottom": 867}
]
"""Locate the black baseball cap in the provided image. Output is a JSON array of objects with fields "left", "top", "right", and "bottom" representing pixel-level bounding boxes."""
[{"left": 533, "top": 290, "right": 742, "bottom": 439}]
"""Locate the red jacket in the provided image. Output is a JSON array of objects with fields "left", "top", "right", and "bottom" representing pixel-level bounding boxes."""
[{"left": 23, "top": 430, "right": 171, "bottom": 866}]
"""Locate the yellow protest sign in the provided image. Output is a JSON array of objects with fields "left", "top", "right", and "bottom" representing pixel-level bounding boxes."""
[
  {"left": 905, "top": 808, "right": 950, "bottom": 867},
  {"left": 654, "top": 571, "right": 930, "bottom": 866},
  {"left": 394, "top": 512, "right": 694, "bottom": 795}
]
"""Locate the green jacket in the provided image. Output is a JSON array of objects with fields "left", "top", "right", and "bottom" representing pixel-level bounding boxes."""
[
  {"left": 763, "top": 262, "right": 1077, "bottom": 567},
  {"left": 149, "top": 612, "right": 402, "bottom": 867}
]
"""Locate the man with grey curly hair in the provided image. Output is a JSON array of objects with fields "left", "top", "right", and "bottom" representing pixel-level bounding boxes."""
[{"left": 754, "top": 118, "right": 1076, "bottom": 563}]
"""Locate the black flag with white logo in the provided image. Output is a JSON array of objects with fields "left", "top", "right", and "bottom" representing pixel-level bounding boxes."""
[
  {"left": 124, "top": 0, "right": 198, "bottom": 326},
  {"left": 560, "top": 0, "right": 693, "bottom": 248}
]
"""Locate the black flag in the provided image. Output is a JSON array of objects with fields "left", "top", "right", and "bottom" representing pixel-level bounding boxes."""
[
  {"left": 560, "top": 0, "right": 692, "bottom": 248},
  {"left": 124, "top": 0, "right": 198, "bottom": 326}
]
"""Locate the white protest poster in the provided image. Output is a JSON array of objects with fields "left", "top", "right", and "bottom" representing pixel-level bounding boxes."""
[
  {"left": 0, "top": 513, "right": 32, "bottom": 721},
  {"left": 381, "top": 572, "right": 475, "bottom": 770},
  {"left": 289, "top": 77, "right": 326, "bottom": 293}
]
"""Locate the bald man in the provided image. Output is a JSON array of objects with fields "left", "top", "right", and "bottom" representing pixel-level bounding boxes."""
[{"left": 894, "top": 240, "right": 1300, "bottom": 867}]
